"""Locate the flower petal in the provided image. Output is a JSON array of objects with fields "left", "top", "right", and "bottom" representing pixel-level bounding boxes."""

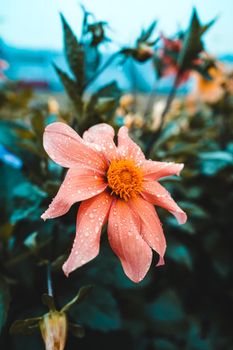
[
  {"left": 108, "top": 200, "right": 152, "bottom": 283},
  {"left": 142, "top": 181, "right": 187, "bottom": 224},
  {"left": 141, "top": 160, "right": 184, "bottom": 181},
  {"left": 83, "top": 123, "right": 115, "bottom": 140},
  {"left": 129, "top": 196, "right": 166, "bottom": 258},
  {"left": 43, "top": 122, "right": 107, "bottom": 172},
  {"left": 156, "top": 256, "right": 165, "bottom": 267},
  {"left": 83, "top": 123, "right": 117, "bottom": 160},
  {"left": 63, "top": 192, "right": 113, "bottom": 276},
  {"left": 41, "top": 168, "right": 107, "bottom": 220},
  {"left": 117, "top": 126, "right": 145, "bottom": 165}
]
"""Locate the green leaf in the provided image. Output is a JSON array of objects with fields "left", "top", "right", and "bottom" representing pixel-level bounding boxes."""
[
  {"left": 10, "top": 317, "right": 40, "bottom": 335},
  {"left": 154, "top": 121, "right": 181, "bottom": 149},
  {"left": 86, "top": 243, "right": 152, "bottom": 289},
  {"left": 76, "top": 287, "right": 121, "bottom": 332},
  {"left": 61, "top": 285, "right": 93, "bottom": 313},
  {"left": 94, "top": 81, "right": 120, "bottom": 98},
  {"left": 167, "top": 242, "right": 193, "bottom": 270},
  {"left": 24, "top": 232, "right": 38, "bottom": 251},
  {"left": 0, "top": 164, "right": 25, "bottom": 219},
  {"left": 53, "top": 64, "right": 83, "bottom": 116},
  {"left": 10, "top": 182, "right": 46, "bottom": 224},
  {"left": 178, "top": 8, "right": 203, "bottom": 71},
  {"left": 138, "top": 21, "right": 157, "bottom": 44},
  {"left": 0, "top": 120, "right": 30, "bottom": 152},
  {"left": 146, "top": 290, "right": 184, "bottom": 323},
  {"left": 60, "top": 14, "right": 85, "bottom": 91},
  {"left": 200, "top": 16, "right": 218, "bottom": 35},
  {"left": 84, "top": 81, "right": 120, "bottom": 123},
  {"left": 199, "top": 151, "right": 233, "bottom": 175},
  {"left": 0, "top": 275, "right": 10, "bottom": 333},
  {"left": 80, "top": 4, "right": 91, "bottom": 35},
  {"left": 178, "top": 201, "right": 208, "bottom": 219},
  {"left": 69, "top": 323, "right": 85, "bottom": 338}
]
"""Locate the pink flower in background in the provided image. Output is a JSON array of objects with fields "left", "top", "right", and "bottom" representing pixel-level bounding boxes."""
[
  {"left": 158, "top": 35, "right": 191, "bottom": 84},
  {"left": 158, "top": 35, "right": 205, "bottom": 85},
  {"left": 41, "top": 122, "right": 187, "bottom": 282},
  {"left": 0, "top": 59, "right": 9, "bottom": 80}
]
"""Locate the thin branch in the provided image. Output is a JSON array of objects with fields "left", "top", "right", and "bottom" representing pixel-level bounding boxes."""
[
  {"left": 159, "top": 74, "right": 179, "bottom": 129},
  {"left": 143, "top": 78, "right": 158, "bottom": 118},
  {"left": 47, "top": 262, "right": 53, "bottom": 297}
]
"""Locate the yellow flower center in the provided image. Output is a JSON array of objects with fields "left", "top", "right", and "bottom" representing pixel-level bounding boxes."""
[{"left": 107, "top": 159, "right": 143, "bottom": 201}]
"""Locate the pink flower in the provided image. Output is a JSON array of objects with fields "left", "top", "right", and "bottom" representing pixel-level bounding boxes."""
[
  {"left": 0, "top": 59, "right": 9, "bottom": 80},
  {"left": 41, "top": 123, "right": 187, "bottom": 282},
  {"left": 158, "top": 35, "right": 203, "bottom": 85}
]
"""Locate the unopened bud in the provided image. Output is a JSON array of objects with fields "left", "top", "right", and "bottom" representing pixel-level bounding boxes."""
[{"left": 39, "top": 311, "right": 68, "bottom": 350}]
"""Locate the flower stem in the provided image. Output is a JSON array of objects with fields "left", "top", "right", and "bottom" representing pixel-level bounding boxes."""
[
  {"left": 47, "top": 262, "right": 53, "bottom": 297},
  {"left": 143, "top": 79, "right": 158, "bottom": 118}
]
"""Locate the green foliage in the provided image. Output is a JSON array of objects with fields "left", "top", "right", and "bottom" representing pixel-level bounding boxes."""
[
  {"left": 10, "top": 318, "right": 40, "bottom": 335},
  {"left": 61, "top": 14, "right": 85, "bottom": 92},
  {"left": 9, "top": 283, "right": 92, "bottom": 348},
  {"left": 121, "top": 21, "right": 158, "bottom": 63},
  {"left": 177, "top": 9, "right": 217, "bottom": 78},
  {"left": 84, "top": 82, "right": 120, "bottom": 128},
  {"left": 137, "top": 21, "right": 157, "bottom": 45},
  {"left": 53, "top": 64, "right": 83, "bottom": 117},
  {"left": 75, "top": 287, "right": 121, "bottom": 332},
  {"left": 10, "top": 182, "right": 46, "bottom": 224},
  {"left": 54, "top": 8, "right": 122, "bottom": 135},
  {"left": 178, "top": 9, "right": 204, "bottom": 72},
  {"left": 0, "top": 276, "right": 10, "bottom": 333},
  {"left": 152, "top": 9, "right": 218, "bottom": 82},
  {"left": 68, "top": 323, "right": 85, "bottom": 338}
]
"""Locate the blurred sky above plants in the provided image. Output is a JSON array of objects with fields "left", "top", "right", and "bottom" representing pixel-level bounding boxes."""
[{"left": 0, "top": 0, "right": 232, "bottom": 54}]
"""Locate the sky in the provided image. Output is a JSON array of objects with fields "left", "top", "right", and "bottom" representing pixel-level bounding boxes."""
[{"left": 0, "top": 0, "right": 232, "bottom": 54}]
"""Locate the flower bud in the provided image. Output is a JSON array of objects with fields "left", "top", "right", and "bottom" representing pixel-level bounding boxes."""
[
  {"left": 39, "top": 311, "right": 68, "bottom": 350},
  {"left": 136, "top": 44, "right": 154, "bottom": 62}
]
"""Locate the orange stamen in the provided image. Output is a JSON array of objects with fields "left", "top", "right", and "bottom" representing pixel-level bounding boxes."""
[{"left": 107, "top": 159, "right": 143, "bottom": 201}]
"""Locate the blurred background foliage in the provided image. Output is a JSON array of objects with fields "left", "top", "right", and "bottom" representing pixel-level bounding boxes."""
[{"left": 0, "top": 6, "right": 233, "bottom": 350}]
